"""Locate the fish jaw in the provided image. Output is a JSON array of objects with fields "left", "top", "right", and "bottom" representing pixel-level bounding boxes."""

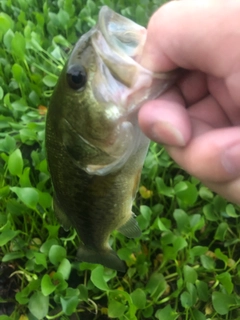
[{"left": 91, "top": 6, "right": 179, "bottom": 115}]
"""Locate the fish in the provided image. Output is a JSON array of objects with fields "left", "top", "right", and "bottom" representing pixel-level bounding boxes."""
[{"left": 45, "top": 6, "right": 178, "bottom": 272}]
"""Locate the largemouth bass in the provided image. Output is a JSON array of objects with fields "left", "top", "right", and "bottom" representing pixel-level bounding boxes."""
[{"left": 46, "top": 6, "right": 178, "bottom": 272}]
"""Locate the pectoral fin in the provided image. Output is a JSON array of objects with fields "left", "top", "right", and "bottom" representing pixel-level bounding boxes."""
[
  {"left": 53, "top": 194, "right": 72, "bottom": 231},
  {"left": 118, "top": 213, "right": 141, "bottom": 238}
]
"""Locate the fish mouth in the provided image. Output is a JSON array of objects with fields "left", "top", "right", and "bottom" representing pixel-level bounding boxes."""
[
  {"left": 89, "top": 6, "right": 178, "bottom": 116},
  {"left": 94, "top": 6, "right": 147, "bottom": 87}
]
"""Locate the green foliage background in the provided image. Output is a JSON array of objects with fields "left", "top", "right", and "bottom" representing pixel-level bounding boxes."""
[{"left": 0, "top": 0, "right": 240, "bottom": 319}]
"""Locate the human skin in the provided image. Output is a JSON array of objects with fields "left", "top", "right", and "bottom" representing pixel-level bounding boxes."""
[{"left": 138, "top": 0, "right": 240, "bottom": 205}]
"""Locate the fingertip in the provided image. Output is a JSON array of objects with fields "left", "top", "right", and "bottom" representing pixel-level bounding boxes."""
[
  {"left": 151, "top": 121, "right": 186, "bottom": 146},
  {"left": 138, "top": 90, "right": 191, "bottom": 146}
]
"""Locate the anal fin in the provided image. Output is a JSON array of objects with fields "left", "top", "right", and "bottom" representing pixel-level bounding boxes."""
[{"left": 118, "top": 213, "right": 141, "bottom": 238}]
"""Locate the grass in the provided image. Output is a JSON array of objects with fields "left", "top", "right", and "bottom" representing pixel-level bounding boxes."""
[{"left": 0, "top": 0, "right": 240, "bottom": 319}]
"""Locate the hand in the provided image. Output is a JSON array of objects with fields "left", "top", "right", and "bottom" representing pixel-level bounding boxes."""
[{"left": 138, "top": 0, "right": 240, "bottom": 204}]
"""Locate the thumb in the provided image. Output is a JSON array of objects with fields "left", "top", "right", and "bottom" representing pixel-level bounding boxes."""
[
  {"left": 138, "top": 88, "right": 191, "bottom": 146},
  {"left": 141, "top": 0, "right": 240, "bottom": 77}
]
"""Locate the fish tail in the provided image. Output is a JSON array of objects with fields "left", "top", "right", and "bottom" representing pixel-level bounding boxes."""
[{"left": 77, "top": 246, "right": 126, "bottom": 272}]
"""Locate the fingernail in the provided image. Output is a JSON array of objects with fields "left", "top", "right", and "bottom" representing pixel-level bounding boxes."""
[
  {"left": 222, "top": 144, "right": 240, "bottom": 174},
  {"left": 151, "top": 122, "right": 186, "bottom": 146}
]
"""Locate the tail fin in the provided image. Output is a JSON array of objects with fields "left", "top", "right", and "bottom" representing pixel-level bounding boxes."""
[{"left": 77, "top": 246, "right": 126, "bottom": 272}]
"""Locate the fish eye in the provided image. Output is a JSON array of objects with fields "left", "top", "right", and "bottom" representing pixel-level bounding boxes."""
[{"left": 66, "top": 65, "right": 87, "bottom": 90}]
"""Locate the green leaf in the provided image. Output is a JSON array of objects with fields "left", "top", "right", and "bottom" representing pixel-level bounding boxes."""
[
  {"left": 8, "top": 149, "right": 23, "bottom": 176},
  {"left": 16, "top": 287, "right": 30, "bottom": 305},
  {"left": 108, "top": 299, "right": 126, "bottom": 318},
  {"left": 190, "top": 246, "right": 208, "bottom": 257},
  {"left": 28, "top": 291, "right": 49, "bottom": 319},
  {"left": 200, "top": 255, "right": 215, "bottom": 270},
  {"left": 91, "top": 265, "right": 110, "bottom": 291},
  {"left": 186, "top": 283, "right": 197, "bottom": 305},
  {"left": 42, "top": 74, "right": 58, "bottom": 87},
  {"left": 18, "top": 167, "right": 31, "bottom": 188},
  {"left": 49, "top": 245, "right": 66, "bottom": 266},
  {"left": 78, "top": 284, "right": 88, "bottom": 301},
  {"left": 183, "top": 265, "right": 198, "bottom": 283},
  {"left": 40, "top": 239, "right": 59, "bottom": 255},
  {"left": 162, "top": 233, "right": 179, "bottom": 260},
  {"left": 142, "top": 305, "right": 154, "bottom": 318},
  {"left": 199, "top": 186, "right": 213, "bottom": 201},
  {"left": 61, "top": 290, "right": 79, "bottom": 316},
  {"left": 12, "top": 98, "right": 28, "bottom": 112},
  {"left": 117, "top": 247, "right": 133, "bottom": 263},
  {"left": 19, "top": 128, "right": 38, "bottom": 143},
  {"left": 189, "top": 214, "right": 204, "bottom": 231},
  {"left": 156, "top": 217, "right": 170, "bottom": 231},
  {"left": 203, "top": 204, "right": 219, "bottom": 221},
  {"left": 38, "top": 190, "right": 52, "bottom": 209},
  {"left": 140, "top": 205, "right": 152, "bottom": 221},
  {"left": 172, "top": 235, "right": 187, "bottom": 251},
  {"left": 11, "top": 187, "right": 39, "bottom": 209},
  {"left": 0, "top": 135, "right": 16, "bottom": 153},
  {"left": 130, "top": 288, "right": 146, "bottom": 309},
  {"left": 0, "top": 12, "right": 14, "bottom": 36},
  {"left": 2, "top": 252, "right": 25, "bottom": 262},
  {"left": 3, "top": 29, "right": 14, "bottom": 50},
  {"left": 155, "top": 177, "right": 173, "bottom": 197},
  {"left": 41, "top": 274, "right": 57, "bottom": 296},
  {"left": 181, "top": 291, "right": 193, "bottom": 308},
  {"left": 57, "top": 9, "right": 70, "bottom": 28},
  {"left": 214, "top": 222, "right": 228, "bottom": 241},
  {"left": 212, "top": 292, "right": 236, "bottom": 315},
  {"left": 0, "top": 186, "right": 10, "bottom": 198},
  {"left": 33, "top": 252, "right": 47, "bottom": 268},
  {"left": 174, "top": 181, "right": 198, "bottom": 206},
  {"left": 11, "top": 32, "right": 26, "bottom": 60},
  {"left": 52, "top": 272, "right": 68, "bottom": 291},
  {"left": 0, "top": 87, "right": 3, "bottom": 100},
  {"left": 12, "top": 63, "right": 25, "bottom": 83},
  {"left": 135, "top": 4, "right": 147, "bottom": 25},
  {"left": 196, "top": 280, "right": 209, "bottom": 302},
  {"left": 146, "top": 273, "right": 167, "bottom": 301},
  {"left": 0, "top": 229, "right": 19, "bottom": 246},
  {"left": 214, "top": 248, "right": 228, "bottom": 265},
  {"left": 192, "top": 309, "right": 207, "bottom": 320},
  {"left": 52, "top": 35, "right": 70, "bottom": 47},
  {"left": 226, "top": 203, "right": 239, "bottom": 217},
  {"left": 57, "top": 258, "right": 71, "bottom": 280},
  {"left": 155, "top": 305, "right": 178, "bottom": 320},
  {"left": 173, "top": 209, "right": 189, "bottom": 233},
  {"left": 216, "top": 272, "right": 233, "bottom": 294},
  {"left": 61, "top": 296, "right": 79, "bottom": 315}
]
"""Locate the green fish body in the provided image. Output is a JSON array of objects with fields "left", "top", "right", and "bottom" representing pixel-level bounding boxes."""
[{"left": 46, "top": 6, "right": 177, "bottom": 272}]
